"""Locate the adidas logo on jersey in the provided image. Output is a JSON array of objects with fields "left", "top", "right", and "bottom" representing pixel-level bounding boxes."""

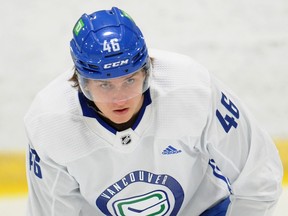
[{"left": 162, "top": 145, "right": 182, "bottom": 155}]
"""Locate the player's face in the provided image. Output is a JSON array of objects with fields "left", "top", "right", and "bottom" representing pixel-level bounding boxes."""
[{"left": 88, "top": 71, "right": 146, "bottom": 124}]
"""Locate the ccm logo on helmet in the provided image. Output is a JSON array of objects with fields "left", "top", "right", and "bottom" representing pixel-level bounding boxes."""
[{"left": 103, "top": 59, "right": 129, "bottom": 69}]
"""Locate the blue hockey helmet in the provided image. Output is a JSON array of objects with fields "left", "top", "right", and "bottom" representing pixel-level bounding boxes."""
[{"left": 70, "top": 7, "right": 150, "bottom": 80}]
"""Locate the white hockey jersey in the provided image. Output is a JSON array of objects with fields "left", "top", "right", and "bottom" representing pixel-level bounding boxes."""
[{"left": 24, "top": 49, "right": 283, "bottom": 216}]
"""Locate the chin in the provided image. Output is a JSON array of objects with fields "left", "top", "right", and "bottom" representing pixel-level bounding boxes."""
[{"left": 111, "top": 116, "right": 131, "bottom": 124}]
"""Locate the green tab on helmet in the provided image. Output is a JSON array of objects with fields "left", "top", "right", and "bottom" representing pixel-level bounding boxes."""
[
  {"left": 74, "top": 19, "right": 84, "bottom": 36},
  {"left": 120, "top": 10, "right": 134, "bottom": 22}
]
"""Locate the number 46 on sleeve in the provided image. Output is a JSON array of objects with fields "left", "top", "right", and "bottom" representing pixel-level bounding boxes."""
[
  {"left": 29, "top": 146, "right": 43, "bottom": 179},
  {"left": 216, "top": 92, "right": 240, "bottom": 133}
]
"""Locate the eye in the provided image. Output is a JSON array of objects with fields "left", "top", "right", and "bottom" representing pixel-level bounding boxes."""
[
  {"left": 99, "top": 82, "right": 113, "bottom": 90},
  {"left": 125, "top": 78, "right": 135, "bottom": 85}
]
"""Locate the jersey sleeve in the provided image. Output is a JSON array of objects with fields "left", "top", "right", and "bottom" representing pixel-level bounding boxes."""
[
  {"left": 26, "top": 139, "right": 89, "bottom": 216},
  {"left": 201, "top": 75, "right": 283, "bottom": 215}
]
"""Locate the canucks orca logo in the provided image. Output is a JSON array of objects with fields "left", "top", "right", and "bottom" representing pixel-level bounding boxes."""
[
  {"left": 96, "top": 170, "right": 184, "bottom": 215},
  {"left": 113, "top": 190, "right": 169, "bottom": 215}
]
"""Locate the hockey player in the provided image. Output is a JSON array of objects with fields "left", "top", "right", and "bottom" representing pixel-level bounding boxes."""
[{"left": 24, "top": 7, "right": 283, "bottom": 216}]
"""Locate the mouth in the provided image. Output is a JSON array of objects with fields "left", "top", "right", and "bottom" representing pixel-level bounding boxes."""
[{"left": 113, "top": 108, "right": 129, "bottom": 115}]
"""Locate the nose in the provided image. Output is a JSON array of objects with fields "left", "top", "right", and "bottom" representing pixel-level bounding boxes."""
[{"left": 111, "top": 89, "right": 129, "bottom": 105}]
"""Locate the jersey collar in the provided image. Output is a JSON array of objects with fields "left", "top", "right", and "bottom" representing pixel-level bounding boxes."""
[{"left": 78, "top": 89, "right": 152, "bottom": 134}]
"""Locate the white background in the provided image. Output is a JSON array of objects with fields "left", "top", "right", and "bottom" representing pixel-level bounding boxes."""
[{"left": 1, "top": 0, "right": 288, "bottom": 150}]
